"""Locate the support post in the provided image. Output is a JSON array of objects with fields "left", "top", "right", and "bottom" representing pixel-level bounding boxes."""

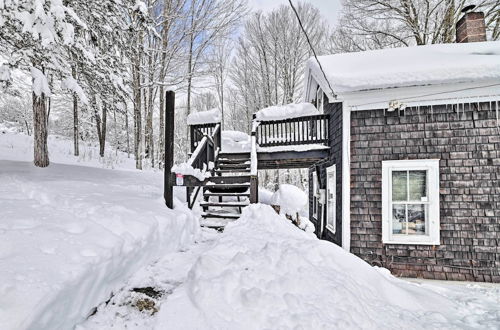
[
  {"left": 250, "top": 176, "right": 259, "bottom": 203},
  {"left": 164, "top": 91, "right": 175, "bottom": 208}
]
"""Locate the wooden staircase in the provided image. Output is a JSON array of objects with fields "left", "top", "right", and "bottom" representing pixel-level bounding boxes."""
[{"left": 201, "top": 152, "right": 251, "bottom": 230}]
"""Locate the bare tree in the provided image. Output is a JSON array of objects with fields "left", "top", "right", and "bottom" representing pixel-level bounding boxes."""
[{"left": 330, "top": 0, "right": 499, "bottom": 53}]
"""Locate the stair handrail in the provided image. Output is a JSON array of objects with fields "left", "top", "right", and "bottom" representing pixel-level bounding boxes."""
[{"left": 186, "top": 123, "right": 221, "bottom": 175}]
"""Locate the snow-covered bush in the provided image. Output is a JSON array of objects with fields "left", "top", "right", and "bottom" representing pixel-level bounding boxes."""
[{"left": 270, "top": 184, "right": 310, "bottom": 230}]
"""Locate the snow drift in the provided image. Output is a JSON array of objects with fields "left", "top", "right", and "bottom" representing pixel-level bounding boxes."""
[
  {"left": 0, "top": 133, "right": 200, "bottom": 330},
  {"left": 156, "top": 204, "right": 497, "bottom": 330}
]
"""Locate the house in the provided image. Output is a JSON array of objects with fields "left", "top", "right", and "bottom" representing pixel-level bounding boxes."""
[{"left": 303, "top": 9, "right": 500, "bottom": 282}]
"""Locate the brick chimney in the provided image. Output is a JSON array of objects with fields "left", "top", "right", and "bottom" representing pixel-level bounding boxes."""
[{"left": 456, "top": 5, "right": 487, "bottom": 43}]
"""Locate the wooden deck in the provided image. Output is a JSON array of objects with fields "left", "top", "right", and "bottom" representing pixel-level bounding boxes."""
[{"left": 257, "top": 148, "right": 329, "bottom": 169}]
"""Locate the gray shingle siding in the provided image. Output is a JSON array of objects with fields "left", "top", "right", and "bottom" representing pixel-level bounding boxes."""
[{"left": 350, "top": 102, "right": 500, "bottom": 282}]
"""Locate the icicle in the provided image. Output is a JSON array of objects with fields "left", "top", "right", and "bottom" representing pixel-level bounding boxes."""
[{"left": 430, "top": 105, "right": 434, "bottom": 121}]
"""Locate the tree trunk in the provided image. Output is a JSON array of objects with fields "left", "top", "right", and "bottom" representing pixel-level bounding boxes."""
[
  {"left": 159, "top": 86, "right": 165, "bottom": 169},
  {"left": 73, "top": 93, "right": 79, "bottom": 156},
  {"left": 99, "top": 105, "right": 107, "bottom": 157},
  {"left": 133, "top": 54, "right": 143, "bottom": 170},
  {"left": 125, "top": 105, "right": 130, "bottom": 158},
  {"left": 33, "top": 91, "right": 49, "bottom": 167}
]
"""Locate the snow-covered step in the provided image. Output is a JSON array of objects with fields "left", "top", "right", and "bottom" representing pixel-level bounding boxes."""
[
  {"left": 218, "top": 152, "right": 250, "bottom": 157},
  {"left": 215, "top": 169, "right": 251, "bottom": 174},
  {"left": 217, "top": 158, "right": 250, "bottom": 165},
  {"left": 200, "top": 201, "right": 249, "bottom": 208},
  {"left": 205, "top": 183, "right": 250, "bottom": 190},
  {"left": 201, "top": 212, "right": 241, "bottom": 219},
  {"left": 204, "top": 192, "right": 250, "bottom": 197},
  {"left": 208, "top": 175, "right": 251, "bottom": 184},
  {"left": 217, "top": 163, "right": 251, "bottom": 170}
]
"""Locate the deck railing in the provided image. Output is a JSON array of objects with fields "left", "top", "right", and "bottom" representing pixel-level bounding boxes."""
[{"left": 255, "top": 114, "right": 329, "bottom": 148}]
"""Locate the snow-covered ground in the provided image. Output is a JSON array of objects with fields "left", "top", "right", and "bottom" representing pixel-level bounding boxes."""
[
  {"left": 80, "top": 204, "right": 499, "bottom": 330},
  {"left": 1, "top": 131, "right": 499, "bottom": 330},
  {"left": 0, "top": 132, "right": 199, "bottom": 329}
]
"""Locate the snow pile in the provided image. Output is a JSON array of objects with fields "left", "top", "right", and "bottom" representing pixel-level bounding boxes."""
[
  {"left": 187, "top": 108, "right": 221, "bottom": 125},
  {"left": 307, "top": 40, "right": 500, "bottom": 94},
  {"left": 221, "top": 130, "right": 251, "bottom": 153},
  {"left": 62, "top": 76, "right": 88, "bottom": 104},
  {"left": 270, "top": 184, "right": 308, "bottom": 214},
  {"left": 257, "top": 187, "right": 274, "bottom": 205},
  {"left": 0, "top": 134, "right": 199, "bottom": 330},
  {"left": 254, "top": 102, "right": 318, "bottom": 121},
  {"left": 171, "top": 162, "right": 210, "bottom": 181},
  {"left": 156, "top": 204, "right": 498, "bottom": 329},
  {"left": 31, "top": 67, "right": 51, "bottom": 96}
]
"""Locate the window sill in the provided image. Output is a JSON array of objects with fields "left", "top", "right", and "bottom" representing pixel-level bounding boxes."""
[{"left": 383, "top": 239, "right": 440, "bottom": 246}]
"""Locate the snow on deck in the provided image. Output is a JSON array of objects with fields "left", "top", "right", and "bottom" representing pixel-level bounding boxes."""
[
  {"left": 186, "top": 108, "right": 221, "bottom": 125},
  {"left": 254, "top": 102, "right": 318, "bottom": 121},
  {"left": 257, "top": 143, "right": 329, "bottom": 153},
  {"left": 307, "top": 41, "right": 500, "bottom": 94},
  {"left": 0, "top": 133, "right": 199, "bottom": 330}
]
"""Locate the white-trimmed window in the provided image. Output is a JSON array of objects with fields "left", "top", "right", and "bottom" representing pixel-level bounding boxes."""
[
  {"left": 312, "top": 170, "right": 319, "bottom": 219},
  {"left": 326, "top": 165, "right": 336, "bottom": 233},
  {"left": 382, "top": 159, "right": 440, "bottom": 245}
]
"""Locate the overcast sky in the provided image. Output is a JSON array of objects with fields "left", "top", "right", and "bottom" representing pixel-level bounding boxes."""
[{"left": 247, "top": 0, "right": 342, "bottom": 26}]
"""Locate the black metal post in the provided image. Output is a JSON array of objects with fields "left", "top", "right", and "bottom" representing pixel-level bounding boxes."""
[{"left": 164, "top": 91, "right": 175, "bottom": 208}]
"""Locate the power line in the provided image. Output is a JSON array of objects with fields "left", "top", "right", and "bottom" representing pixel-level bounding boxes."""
[{"left": 287, "top": 0, "right": 337, "bottom": 100}]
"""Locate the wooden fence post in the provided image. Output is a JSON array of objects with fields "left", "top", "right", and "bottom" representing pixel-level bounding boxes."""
[{"left": 164, "top": 90, "right": 175, "bottom": 208}]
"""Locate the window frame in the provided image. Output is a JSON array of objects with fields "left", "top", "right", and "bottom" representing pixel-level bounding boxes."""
[
  {"left": 316, "top": 87, "right": 324, "bottom": 113},
  {"left": 312, "top": 170, "right": 318, "bottom": 219},
  {"left": 382, "top": 159, "right": 440, "bottom": 245},
  {"left": 326, "top": 164, "right": 336, "bottom": 233}
]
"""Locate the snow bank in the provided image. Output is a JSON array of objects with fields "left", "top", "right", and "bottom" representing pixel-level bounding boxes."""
[
  {"left": 171, "top": 162, "right": 210, "bottom": 181},
  {"left": 0, "top": 132, "right": 137, "bottom": 170},
  {"left": 270, "top": 184, "right": 307, "bottom": 215},
  {"left": 254, "top": 102, "right": 318, "bottom": 121},
  {"left": 156, "top": 204, "right": 496, "bottom": 329},
  {"left": 221, "top": 130, "right": 251, "bottom": 153},
  {"left": 307, "top": 40, "right": 500, "bottom": 94},
  {"left": 187, "top": 108, "right": 221, "bottom": 125},
  {"left": 0, "top": 134, "right": 199, "bottom": 330}
]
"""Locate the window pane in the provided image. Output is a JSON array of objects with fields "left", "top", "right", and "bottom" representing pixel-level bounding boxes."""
[
  {"left": 392, "top": 171, "right": 408, "bottom": 201},
  {"left": 392, "top": 204, "right": 406, "bottom": 234},
  {"left": 407, "top": 204, "right": 426, "bottom": 235},
  {"left": 409, "top": 170, "right": 427, "bottom": 201}
]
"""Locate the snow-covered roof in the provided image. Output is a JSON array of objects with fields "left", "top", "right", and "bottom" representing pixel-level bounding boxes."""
[
  {"left": 187, "top": 108, "right": 221, "bottom": 125},
  {"left": 306, "top": 41, "right": 500, "bottom": 97}
]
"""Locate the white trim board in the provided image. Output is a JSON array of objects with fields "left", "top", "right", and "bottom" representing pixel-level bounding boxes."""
[
  {"left": 341, "top": 104, "right": 351, "bottom": 251},
  {"left": 339, "top": 80, "right": 500, "bottom": 111}
]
